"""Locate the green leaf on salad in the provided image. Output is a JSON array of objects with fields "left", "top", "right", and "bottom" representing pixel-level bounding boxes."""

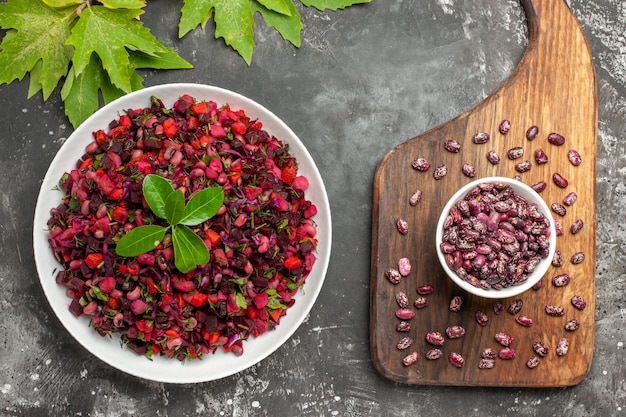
[
  {"left": 172, "top": 224, "right": 210, "bottom": 273},
  {"left": 142, "top": 174, "right": 175, "bottom": 220},
  {"left": 179, "top": 187, "right": 224, "bottom": 226},
  {"left": 0, "top": 0, "right": 74, "bottom": 100},
  {"left": 116, "top": 225, "right": 167, "bottom": 257},
  {"left": 164, "top": 190, "right": 186, "bottom": 225}
]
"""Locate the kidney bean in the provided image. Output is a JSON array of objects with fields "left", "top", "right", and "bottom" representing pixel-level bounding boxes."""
[
  {"left": 552, "top": 173, "right": 569, "bottom": 188},
  {"left": 533, "top": 341, "right": 550, "bottom": 357},
  {"left": 475, "top": 310, "right": 489, "bottom": 327},
  {"left": 534, "top": 148, "right": 549, "bottom": 164},
  {"left": 508, "top": 298, "right": 523, "bottom": 315},
  {"left": 398, "top": 257, "right": 412, "bottom": 276},
  {"left": 571, "top": 295, "right": 587, "bottom": 310},
  {"left": 551, "top": 250, "right": 563, "bottom": 267},
  {"left": 515, "top": 160, "right": 532, "bottom": 173},
  {"left": 396, "top": 308, "right": 415, "bottom": 320},
  {"left": 551, "top": 202, "right": 567, "bottom": 216},
  {"left": 548, "top": 132, "right": 565, "bottom": 146},
  {"left": 396, "top": 321, "right": 411, "bottom": 332},
  {"left": 531, "top": 181, "right": 547, "bottom": 193},
  {"left": 526, "top": 125, "right": 539, "bottom": 140},
  {"left": 397, "top": 336, "right": 413, "bottom": 350},
  {"left": 446, "top": 325, "right": 466, "bottom": 339},
  {"left": 385, "top": 268, "right": 402, "bottom": 284},
  {"left": 495, "top": 332, "right": 514, "bottom": 347},
  {"left": 545, "top": 305, "right": 565, "bottom": 317},
  {"left": 473, "top": 132, "right": 490, "bottom": 144},
  {"left": 570, "top": 219, "right": 584, "bottom": 234},
  {"left": 402, "top": 351, "right": 419, "bottom": 366},
  {"left": 486, "top": 150, "right": 500, "bottom": 165},
  {"left": 507, "top": 146, "right": 524, "bottom": 160},
  {"left": 448, "top": 352, "right": 465, "bottom": 368},
  {"left": 449, "top": 295, "right": 463, "bottom": 312},
  {"left": 526, "top": 356, "right": 541, "bottom": 369},
  {"left": 565, "top": 319, "right": 580, "bottom": 331},
  {"left": 481, "top": 347, "right": 498, "bottom": 359},
  {"left": 478, "top": 358, "right": 496, "bottom": 369},
  {"left": 493, "top": 301, "right": 503, "bottom": 315},
  {"left": 425, "top": 331, "right": 445, "bottom": 346},
  {"left": 409, "top": 189, "right": 423, "bottom": 206},
  {"left": 462, "top": 163, "right": 476, "bottom": 178},
  {"left": 416, "top": 284, "right": 434, "bottom": 295},
  {"left": 498, "top": 347, "right": 516, "bottom": 360},
  {"left": 396, "top": 218, "right": 409, "bottom": 235},
  {"left": 515, "top": 315, "right": 534, "bottom": 327},
  {"left": 571, "top": 251, "right": 585, "bottom": 264},
  {"left": 444, "top": 139, "right": 461, "bottom": 153},
  {"left": 433, "top": 164, "right": 448, "bottom": 180},
  {"left": 552, "top": 273, "right": 571, "bottom": 287},
  {"left": 499, "top": 119, "right": 511, "bottom": 134},
  {"left": 411, "top": 157, "right": 431, "bottom": 172},
  {"left": 395, "top": 291, "right": 409, "bottom": 308},
  {"left": 563, "top": 192, "right": 578, "bottom": 206},
  {"left": 554, "top": 218, "right": 564, "bottom": 236},
  {"left": 568, "top": 149, "right": 582, "bottom": 166},
  {"left": 414, "top": 297, "right": 429, "bottom": 309},
  {"left": 425, "top": 348, "right": 443, "bottom": 360},
  {"left": 556, "top": 338, "right": 569, "bottom": 356},
  {"left": 532, "top": 279, "right": 543, "bottom": 290}
]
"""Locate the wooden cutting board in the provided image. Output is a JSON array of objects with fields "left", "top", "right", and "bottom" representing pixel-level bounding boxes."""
[{"left": 370, "top": 0, "right": 597, "bottom": 387}]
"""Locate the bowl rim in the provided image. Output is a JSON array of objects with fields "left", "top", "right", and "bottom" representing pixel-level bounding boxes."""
[{"left": 435, "top": 176, "right": 557, "bottom": 299}]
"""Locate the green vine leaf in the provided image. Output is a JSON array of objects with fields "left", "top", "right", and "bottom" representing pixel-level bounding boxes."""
[
  {"left": 99, "top": 0, "right": 146, "bottom": 9},
  {"left": 300, "top": 0, "right": 371, "bottom": 11},
  {"left": 251, "top": 0, "right": 302, "bottom": 47},
  {"left": 0, "top": 0, "right": 74, "bottom": 100}
]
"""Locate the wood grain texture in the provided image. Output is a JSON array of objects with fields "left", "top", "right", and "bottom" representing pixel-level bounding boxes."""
[{"left": 370, "top": 0, "right": 597, "bottom": 387}]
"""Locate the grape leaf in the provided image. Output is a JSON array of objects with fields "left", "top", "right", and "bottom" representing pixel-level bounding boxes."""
[
  {"left": 0, "top": 0, "right": 74, "bottom": 100},
  {"left": 180, "top": 0, "right": 255, "bottom": 65},
  {"left": 100, "top": 0, "right": 147, "bottom": 9},
  {"left": 300, "top": 0, "right": 371, "bottom": 11},
  {"left": 256, "top": 0, "right": 292, "bottom": 15},
  {"left": 251, "top": 0, "right": 302, "bottom": 47},
  {"left": 115, "top": 225, "right": 168, "bottom": 257},
  {"left": 172, "top": 224, "right": 210, "bottom": 273},
  {"left": 67, "top": 5, "right": 169, "bottom": 93}
]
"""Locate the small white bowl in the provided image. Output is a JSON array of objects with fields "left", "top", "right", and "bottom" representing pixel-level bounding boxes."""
[{"left": 436, "top": 177, "right": 556, "bottom": 299}]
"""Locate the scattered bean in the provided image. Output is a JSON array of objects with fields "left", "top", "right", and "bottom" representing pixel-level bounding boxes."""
[
  {"left": 481, "top": 347, "right": 498, "bottom": 359},
  {"left": 570, "top": 219, "right": 584, "bottom": 235},
  {"left": 515, "top": 160, "right": 532, "bottom": 173},
  {"left": 444, "top": 139, "right": 461, "bottom": 153},
  {"left": 396, "top": 218, "right": 409, "bottom": 235},
  {"left": 397, "top": 337, "right": 413, "bottom": 350},
  {"left": 411, "top": 157, "right": 431, "bottom": 172},
  {"left": 493, "top": 301, "right": 503, "bottom": 315},
  {"left": 568, "top": 149, "right": 582, "bottom": 166},
  {"left": 409, "top": 189, "right": 423, "bottom": 206},
  {"left": 545, "top": 305, "right": 565, "bottom": 317},
  {"left": 473, "top": 132, "right": 490, "bottom": 144},
  {"left": 571, "top": 295, "right": 587, "bottom": 310},
  {"left": 547, "top": 132, "right": 565, "bottom": 146},
  {"left": 495, "top": 332, "right": 514, "bottom": 347},
  {"left": 398, "top": 257, "right": 412, "bottom": 276},
  {"left": 396, "top": 321, "right": 411, "bottom": 332},
  {"left": 552, "top": 173, "right": 569, "bottom": 188},
  {"left": 385, "top": 268, "right": 402, "bottom": 284},
  {"left": 571, "top": 251, "right": 585, "bottom": 264},
  {"left": 462, "top": 163, "right": 476, "bottom": 178},
  {"left": 498, "top": 347, "right": 516, "bottom": 360},
  {"left": 526, "top": 356, "right": 541, "bottom": 369},
  {"left": 499, "top": 119, "right": 511, "bottom": 134},
  {"left": 556, "top": 338, "right": 569, "bottom": 356},
  {"left": 534, "top": 148, "right": 549, "bottom": 164},
  {"left": 507, "top": 146, "right": 524, "bottom": 160},
  {"left": 551, "top": 202, "right": 567, "bottom": 216},
  {"left": 533, "top": 341, "right": 550, "bottom": 357},
  {"left": 563, "top": 192, "right": 578, "bottom": 206},
  {"left": 515, "top": 315, "right": 534, "bottom": 327},
  {"left": 486, "top": 150, "right": 501, "bottom": 165},
  {"left": 532, "top": 279, "right": 543, "bottom": 290},
  {"left": 552, "top": 273, "right": 571, "bottom": 287},
  {"left": 475, "top": 310, "right": 489, "bottom": 327},
  {"left": 402, "top": 351, "right": 419, "bottom": 366},
  {"left": 448, "top": 352, "right": 465, "bottom": 368},
  {"left": 531, "top": 181, "right": 547, "bottom": 193},
  {"left": 425, "top": 348, "right": 443, "bottom": 360},
  {"left": 414, "top": 297, "right": 429, "bottom": 309},
  {"left": 425, "top": 331, "right": 445, "bottom": 346},
  {"left": 554, "top": 218, "right": 564, "bottom": 236},
  {"left": 396, "top": 308, "right": 415, "bottom": 320},
  {"left": 478, "top": 358, "right": 496, "bottom": 369},
  {"left": 395, "top": 291, "right": 409, "bottom": 308},
  {"left": 446, "top": 325, "right": 466, "bottom": 339},
  {"left": 526, "top": 125, "right": 539, "bottom": 140},
  {"left": 565, "top": 319, "right": 580, "bottom": 332},
  {"left": 508, "top": 298, "right": 523, "bottom": 315},
  {"left": 433, "top": 164, "right": 448, "bottom": 180},
  {"left": 417, "top": 284, "right": 434, "bottom": 295},
  {"left": 449, "top": 295, "right": 463, "bottom": 312}
]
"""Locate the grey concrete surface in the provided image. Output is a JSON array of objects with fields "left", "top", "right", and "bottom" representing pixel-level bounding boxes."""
[{"left": 0, "top": 0, "right": 624, "bottom": 415}]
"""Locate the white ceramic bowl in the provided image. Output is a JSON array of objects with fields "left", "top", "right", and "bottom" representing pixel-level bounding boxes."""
[
  {"left": 33, "top": 83, "right": 332, "bottom": 383},
  {"left": 435, "top": 177, "right": 556, "bottom": 299}
]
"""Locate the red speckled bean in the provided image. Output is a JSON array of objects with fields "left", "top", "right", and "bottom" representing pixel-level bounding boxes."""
[
  {"left": 444, "top": 139, "right": 461, "bottom": 153},
  {"left": 552, "top": 173, "right": 569, "bottom": 188},
  {"left": 396, "top": 308, "right": 415, "bottom": 320},
  {"left": 499, "top": 119, "right": 511, "bottom": 134},
  {"left": 526, "top": 125, "right": 539, "bottom": 140},
  {"left": 445, "top": 325, "right": 466, "bottom": 339},
  {"left": 568, "top": 149, "right": 582, "bottom": 166},
  {"left": 396, "top": 218, "right": 409, "bottom": 235},
  {"left": 473, "top": 132, "right": 490, "bottom": 144},
  {"left": 548, "top": 132, "right": 565, "bottom": 146},
  {"left": 411, "top": 157, "right": 430, "bottom": 172},
  {"left": 498, "top": 347, "right": 516, "bottom": 360},
  {"left": 402, "top": 351, "right": 419, "bottom": 366},
  {"left": 426, "top": 331, "right": 445, "bottom": 346},
  {"left": 425, "top": 348, "right": 443, "bottom": 360},
  {"left": 448, "top": 352, "right": 465, "bottom": 367}
]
